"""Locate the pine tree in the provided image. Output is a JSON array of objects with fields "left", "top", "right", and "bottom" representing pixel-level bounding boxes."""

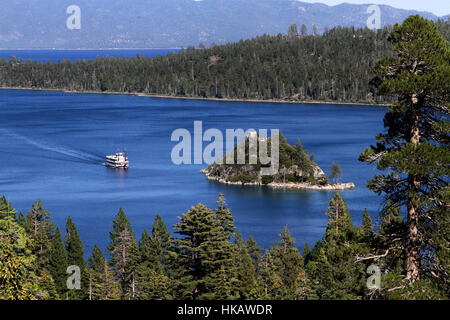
[
  {"left": 260, "top": 249, "right": 282, "bottom": 299},
  {"left": 215, "top": 265, "right": 232, "bottom": 299},
  {"left": 135, "top": 266, "right": 170, "bottom": 300},
  {"left": 25, "top": 199, "right": 54, "bottom": 272},
  {"left": 302, "top": 242, "right": 311, "bottom": 266},
  {"left": 150, "top": 214, "right": 172, "bottom": 271},
  {"left": 87, "top": 244, "right": 107, "bottom": 300},
  {"left": 309, "top": 195, "right": 369, "bottom": 299},
  {"left": 138, "top": 229, "right": 155, "bottom": 266},
  {"left": 360, "top": 15, "right": 450, "bottom": 282},
  {"left": 0, "top": 196, "right": 16, "bottom": 219},
  {"left": 324, "top": 193, "right": 354, "bottom": 240},
  {"left": 36, "top": 270, "right": 59, "bottom": 300},
  {"left": 245, "top": 235, "right": 262, "bottom": 276},
  {"left": 48, "top": 227, "right": 68, "bottom": 298},
  {"left": 65, "top": 216, "right": 87, "bottom": 299},
  {"left": 270, "top": 226, "right": 304, "bottom": 299},
  {"left": 310, "top": 241, "right": 324, "bottom": 258},
  {"left": 107, "top": 208, "right": 139, "bottom": 299},
  {"left": 233, "top": 232, "right": 256, "bottom": 299},
  {"left": 99, "top": 260, "right": 120, "bottom": 300},
  {"left": 16, "top": 212, "right": 26, "bottom": 228},
  {"left": 361, "top": 209, "right": 375, "bottom": 238},
  {"left": 214, "top": 193, "right": 235, "bottom": 238},
  {"left": 65, "top": 217, "right": 85, "bottom": 270},
  {"left": 172, "top": 202, "right": 235, "bottom": 299},
  {"left": 330, "top": 162, "right": 343, "bottom": 183},
  {"left": 212, "top": 194, "right": 237, "bottom": 290},
  {"left": 88, "top": 244, "right": 105, "bottom": 274},
  {"left": 305, "top": 247, "right": 333, "bottom": 299},
  {"left": 172, "top": 203, "right": 214, "bottom": 299},
  {"left": 294, "top": 269, "right": 317, "bottom": 300}
]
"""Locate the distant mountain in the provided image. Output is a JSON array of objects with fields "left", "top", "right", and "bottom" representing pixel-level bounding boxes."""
[{"left": 0, "top": 0, "right": 445, "bottom": 49}]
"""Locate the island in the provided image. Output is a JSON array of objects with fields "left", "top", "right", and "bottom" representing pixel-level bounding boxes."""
[{"left": 201, "top": 132, "right": 355, "bottom": 191}]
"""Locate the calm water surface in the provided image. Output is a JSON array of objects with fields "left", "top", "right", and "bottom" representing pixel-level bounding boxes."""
[
  {"left": 0, "top": 88, "right": 386, "bottom": 255},
  {"left": 0, "top": 49, "right": 179, "bottom": 63}
]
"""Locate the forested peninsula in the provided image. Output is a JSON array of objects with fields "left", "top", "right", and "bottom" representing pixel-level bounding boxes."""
[{"left": 0, "top": 19, "right": 448, "bottom": 105}]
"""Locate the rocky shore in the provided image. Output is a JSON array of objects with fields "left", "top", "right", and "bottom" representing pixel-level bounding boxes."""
[{"left": 200, "top": 169, "right": 355, "bottom": 190}]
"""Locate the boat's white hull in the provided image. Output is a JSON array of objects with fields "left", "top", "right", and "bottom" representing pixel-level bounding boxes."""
[{"left": 104, "top": 162, "right": 129, "bottom": 168}]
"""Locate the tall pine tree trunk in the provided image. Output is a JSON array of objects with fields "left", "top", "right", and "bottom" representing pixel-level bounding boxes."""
[
  {"left": 405, "top": 183, "right": 420, "bottom": 281},
  {"left": 405, "top": 99, "right": 420, "bottom": 281}
]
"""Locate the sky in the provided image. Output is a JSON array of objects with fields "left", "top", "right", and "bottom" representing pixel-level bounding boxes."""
[{"left": 299, "top": 0, "right": 449, "bottom": 17}]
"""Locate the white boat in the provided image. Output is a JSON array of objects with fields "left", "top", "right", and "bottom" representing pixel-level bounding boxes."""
[{"left": 105, "top": 149, "right": 129, "bottom": 168}]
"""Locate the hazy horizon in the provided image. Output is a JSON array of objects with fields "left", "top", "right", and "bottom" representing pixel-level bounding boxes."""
[{"left": 299, "top": 0, "right": 448, "bottom": 16}]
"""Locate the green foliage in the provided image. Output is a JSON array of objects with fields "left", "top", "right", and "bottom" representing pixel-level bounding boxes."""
[
  {"left": 360, "top": 15, "right": 450, "bottom": 284},
  {"left": 215, "top": 193, "right": 235, "bottom": 233},
  {"left": 48, "top": 228, "right": 68, "bottom": 298},
  {"left": 330, "top": 162, "right": 343, "bottom": 183},
  {"left": 135, "top": 265, "right": 171, "bottom": 300},
  {"left": 261, "top": 175, "right": 274, "bottom": 185},
  {"left": 215, "top": 265, "right": 232, "bottom": 299},
  {"left": 245, "top": 235, "right": 262, "bottom": 276},
  {"left": 0, "top": 196, "right": 16, "bottom": 219},
  {"left": 65, "top": 216, "right": 87, "bottom": 300},
  {"left": 361, "top": 209, "right": 374, "bottom": 239},
  {"left": 88, "top": 244, "right": 105, "bottom": 274},
  {"left": 150, "top": 214, "right": 172, "bottom": 269},
  {"left": 269, "top": 226, "right": 304, "bottom": 299},
  {"left": 97, "top": 260, "right": 121, "bottom": 300},
  {"left": 233, "top": 232, "right": 256, "bottom": 299},
  {"left": 10, "top": 21, "right": 449, "bottom": 103},
  {"left": 25, "top": 199, "right": 54, "bottom": 273},
  {"left": 0, "top": 26, "right": 410, "bottom": 104},
  {"left": 65, "top": 217, "right": 85, "bottom": 271},
  {"left": 107, "top": 208, "right": 139, "bottom": 299},
  {"left": 0, "top": 213, "right": 38, "bottom": 300},
  {"left": 172, "top": 199, "right": 236, "bottom": 300},
  {"left": 207, "top": 131, "right": 320, "bottom": 184},
  {"left": 324, "top": 193, "right": 354, "bottom": 240},
  {"left": 35, "top": 270, "right": 58, "bottom": 300},
  {"left": 1, "top": 189, "right": 449, "bottom": 300},
  {"left": 306, "top": 195, "right": 372, "bottom": 299}
]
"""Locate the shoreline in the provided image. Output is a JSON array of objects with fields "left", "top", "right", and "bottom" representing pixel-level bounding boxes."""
[
  {"left": 200, "top": 170, "right": 356, "bottom": 191},
  {"left": 0, "top": 86, "right": 389, "bottom": 107},
  {"left": 0, "top": 47, "right": 181, "bottom": 50}
]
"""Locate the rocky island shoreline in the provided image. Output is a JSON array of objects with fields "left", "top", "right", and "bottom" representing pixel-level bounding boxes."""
[
  {"left": 200, "top": 169, "right": 355, "bottom": 190},
  {"left": 200, "top": 132, "right": 355, "bottom": 191}
]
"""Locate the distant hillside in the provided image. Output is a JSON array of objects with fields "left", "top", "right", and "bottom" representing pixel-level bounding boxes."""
[
  {"left": 0, "top": 0, "right": 445, "bottom": 49},
  {"left": 1, "top": 21, "right": 448, "bottom": 105},
  {"left": 0, "top": 26, "right": 396, "bottom": 104}
]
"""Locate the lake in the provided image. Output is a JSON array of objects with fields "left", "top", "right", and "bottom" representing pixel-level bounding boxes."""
[
  {"left": 0, "top": 49, "right": 179, "bottom": 63},
  {"left": 0, "top": 87, "right": 386, "bottom": 256}
]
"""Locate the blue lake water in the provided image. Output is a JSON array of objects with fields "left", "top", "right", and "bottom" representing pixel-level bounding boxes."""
[
  {"left": 0, "top": 49, "right": 179, "bottom": 63},
  {"left": 0, "top": 88, "right": 387, "bottom": 256}
]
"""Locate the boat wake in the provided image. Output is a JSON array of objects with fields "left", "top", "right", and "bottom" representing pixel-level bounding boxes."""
[{"left": 1, "top": 129, "right": 104, "bottom": 165}]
